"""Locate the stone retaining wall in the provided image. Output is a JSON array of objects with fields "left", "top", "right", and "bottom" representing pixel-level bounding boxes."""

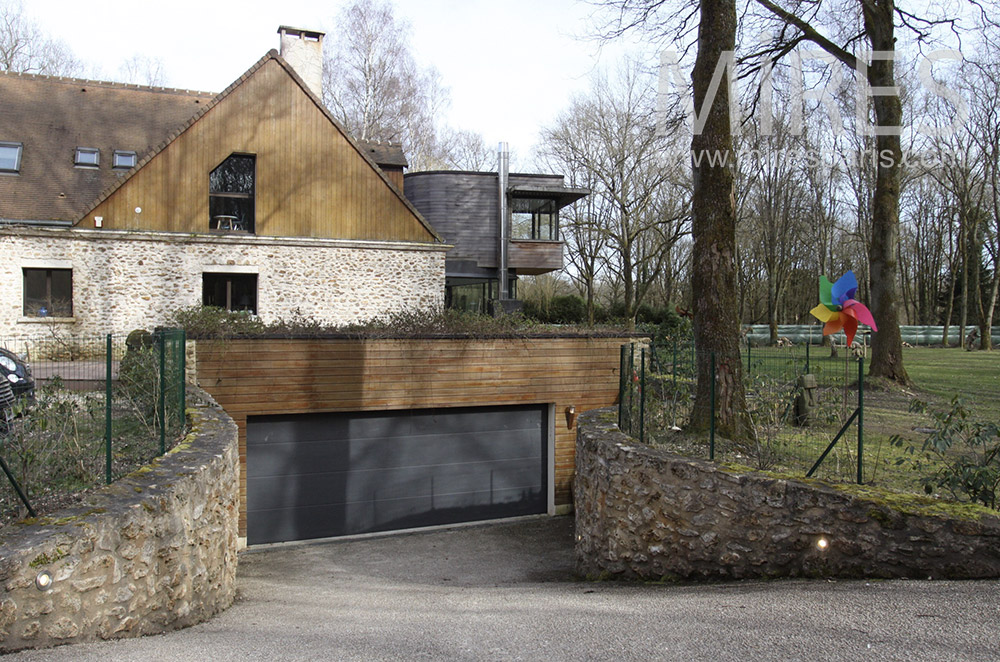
[
  {"left": 575, "top": 409, "right": 1000, "bottom": 580},
  {"left": 0, "top": 389, "right": 239, "bottom": 652}
]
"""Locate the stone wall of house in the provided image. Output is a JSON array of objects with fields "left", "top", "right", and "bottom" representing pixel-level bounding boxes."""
[
  {"left": 0, "top": 389, "right": 239, "bottom": 653},
  {"left": 575, "top": 409, "right": 1000, "bottom": 580},
  {"left": 0, "top": 226, "right": 446, "bottom": 342}
]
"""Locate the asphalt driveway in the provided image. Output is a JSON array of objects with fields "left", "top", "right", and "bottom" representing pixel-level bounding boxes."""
[{"left": 8, "top": 516, "right": 1000, "bottom": 661}]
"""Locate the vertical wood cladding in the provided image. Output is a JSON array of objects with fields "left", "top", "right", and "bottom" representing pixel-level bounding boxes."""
[
  {"left": 87, "top": 58, "right": 434, "bottom": 243},
  {"left": 194, "top": 337, "right": 628, "bottom": 537}
]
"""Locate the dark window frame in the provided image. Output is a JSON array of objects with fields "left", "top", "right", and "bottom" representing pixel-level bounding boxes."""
[
  {"left": 510, "top": 197, "right": 559, "bottom": 241},
  {"left": 0, "top": 141, "right": 23, "bottom": 174},
  {"left": 202, "top": 272, "right": 258, "bottom": 314},
  {"left": 74, "top": 147, "right": 100, "bottom": 168},
  {"left": 209, "top": 153, "right": 256, "bottom": 233},
  {"left": 112, "top": 150, "right": 137, "bottom": 169},
  {"left": 22, "top": 268, "right": 73, "bottom": 318}
]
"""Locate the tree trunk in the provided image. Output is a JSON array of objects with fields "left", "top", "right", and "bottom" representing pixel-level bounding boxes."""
[
  {"left": 689, "top": 0, "right": 749, "bottom": 439},
  {"left": 959, "top": 212, "right": 968, "bottom": 347},
  {"left": 767, "top": 279, "right": 778, "bottom": 345},
  {"left": 863, "top": 0, "right": 909, "bottom": 384},
  {"left": 984, "top": 273, "right": 998, "bottom": 351}
]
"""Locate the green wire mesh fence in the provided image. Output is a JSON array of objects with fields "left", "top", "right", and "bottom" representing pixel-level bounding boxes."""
[
  {"left": 0, "top": 329, "right": 186, "bottom": 521},
  {"left": 620, "top": 337, "right": 865, "bottom": 484}
]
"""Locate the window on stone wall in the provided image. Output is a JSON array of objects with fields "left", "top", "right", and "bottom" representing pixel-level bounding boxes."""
[
  {"left": 203, "top": 273, "right": 257, "bottom": 314},
  {"left": 23, "top": 268, "right": 73, "bottom": 317},
  {"left": 209, "top": 154, "right": 255, "bottom": 233}
]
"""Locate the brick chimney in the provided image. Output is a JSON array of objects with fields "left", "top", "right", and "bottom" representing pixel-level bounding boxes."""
[{"left": 277, "top": 26, "right": 325, "bottom": 98}]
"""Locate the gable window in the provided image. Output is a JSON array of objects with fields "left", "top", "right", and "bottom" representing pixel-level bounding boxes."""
[
  {"left": 209, "top": 154, "right": 255, "bottom": 233},
  {"left": 75, "top": 147, "right": 100, "bottom": 167},
  {"left": 511, "top": 197, "right": 558, "bottom": 241},
  {"left": 203, "top": 273, "right": 257, "bottom": 314},
  {"left": 113, "top": 150, "right": 137, "bottom": 169},
  {"left": 23, "top": 268, "right": 73, "bottom": 317},
  {"left": 0, "top": 142, "right": 22, "bottom": 174}
]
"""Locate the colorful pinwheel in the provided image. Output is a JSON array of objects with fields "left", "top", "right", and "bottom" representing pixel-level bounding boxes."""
[{"left": 809, "top": 271, "right": 877, "bottom": 346}]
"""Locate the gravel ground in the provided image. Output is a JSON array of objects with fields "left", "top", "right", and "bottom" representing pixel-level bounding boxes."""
[{"left": 7, "top": 516, "right": 1000, "bottom": 661}]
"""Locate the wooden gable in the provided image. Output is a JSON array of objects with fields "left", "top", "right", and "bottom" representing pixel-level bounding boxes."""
[{"left": 82, "top": 56, "right": 438, "bottom": 243}]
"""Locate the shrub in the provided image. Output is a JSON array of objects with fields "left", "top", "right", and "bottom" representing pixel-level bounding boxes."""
[
  {"left": 170, "top": 305, "right": 630, "bottom": 339},
  {"left": 893, "top": 397, "right": 1000, "bottom": 509}
]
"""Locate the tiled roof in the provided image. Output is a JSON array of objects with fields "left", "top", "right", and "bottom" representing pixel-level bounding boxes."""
[
  {"left": 357, "top": 140, "right": 408, "bottom": 168},
  {"left": 0, "top": 71, "right": 214, "bottom": 222}
]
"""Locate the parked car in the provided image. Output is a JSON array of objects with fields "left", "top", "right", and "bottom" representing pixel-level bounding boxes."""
[{"left": 0, "top": 348, "right": 34, "bottom": 401}]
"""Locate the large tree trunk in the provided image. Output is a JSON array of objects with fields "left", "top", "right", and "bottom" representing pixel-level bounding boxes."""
[
  {"left": 689, "top": 0, "right": 749, "bottom": 439},
  {"left": 863, "top": 0, "right": 909, "bottom": 384}
]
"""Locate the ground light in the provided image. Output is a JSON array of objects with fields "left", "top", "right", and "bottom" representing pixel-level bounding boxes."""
[{"left": 35, "top": 570, "right": 53, "bottom": 591}]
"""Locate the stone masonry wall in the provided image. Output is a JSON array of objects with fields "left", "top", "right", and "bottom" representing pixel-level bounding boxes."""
[
  {"left": 0, "top": 226, "right": 446, "bottom": 341},
  {"left": 0, "top": 388, "right": 239, "bottom": 653},
  {"left": 575, "top": 409, "right": 1000, "bottom": 580}
]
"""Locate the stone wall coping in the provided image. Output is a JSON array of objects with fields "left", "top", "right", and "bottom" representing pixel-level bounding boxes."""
[
  {"left": 0, "top": 387, "right": 239, "bottom": 651},
  {"left": 0, "top": 224, "right": 450, "bottom": 253},
  {"left": 0, "top": 390, "right": 232, "bottom": 551}
]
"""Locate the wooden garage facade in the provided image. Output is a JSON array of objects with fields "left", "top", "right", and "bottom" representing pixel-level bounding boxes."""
[{"left": 193, "top": 336, "right": 629, "bottom": 543}]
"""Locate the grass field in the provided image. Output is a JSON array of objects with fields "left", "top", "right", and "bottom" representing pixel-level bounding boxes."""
[{"left": 637, "top": 344, "right": 1000, "bottom": 499}]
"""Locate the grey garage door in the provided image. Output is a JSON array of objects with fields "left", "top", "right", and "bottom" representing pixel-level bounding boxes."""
[{"left": 246, "top": 405, "right": 547, "bottom": 544}]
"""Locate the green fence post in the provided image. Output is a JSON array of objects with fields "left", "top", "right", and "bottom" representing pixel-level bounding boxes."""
[
  {"left": 158, "top": 331, "right": 166, "bottom": 456},
  {"left": 105, "top": 333, "right": 112, "bottom": 485},
  {"left": 639, "top": 347, "right": 646, "bottom": 444},
  {"left": 179, "top": 329, "right": 186, "bottom": 427},
  {"left": 672, "top": 339, "right": 678, "bottom": 390},
  {"left": 710, "top": 351, "right": 716, "bottom": 461},
  {"left": 628, "top": 343, "right": 635, "bottom": 436},
  {"left": 857, "top": 355, "right": 864, "bottom": 484},
  {"left": 618, "top": 344, "right": 626, "bottom": 430}
]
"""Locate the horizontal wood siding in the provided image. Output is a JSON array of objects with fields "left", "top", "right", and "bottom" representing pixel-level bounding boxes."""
[
  {"left": 194, "top": 337, "right": 628, "bottom": 537},
  {"left": 507, "top": 240, "right": 564, "bottom": 274},
  {"left": 89, "top": 59, "right": 434, "bottom": 243},
  {"left": 404, "top": 172, "right": 499, "bottom": 268}
]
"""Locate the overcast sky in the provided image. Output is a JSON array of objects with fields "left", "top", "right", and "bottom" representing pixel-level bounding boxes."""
[{"left": 21, "top": 0, "right": 651, "bottom": 165}]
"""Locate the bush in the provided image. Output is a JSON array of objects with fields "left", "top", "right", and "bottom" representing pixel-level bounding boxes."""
[
  {"left": 893, "top": 397, "right": 1000, "bottom": 509},
  {"left": 523, "top": 295, "right": 587, "bottom": 324}
]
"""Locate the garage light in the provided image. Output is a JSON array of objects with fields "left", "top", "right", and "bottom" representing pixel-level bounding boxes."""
[
  {"left": 565, "top": 405, "right": 577, "bottom": 429},
  {"left": 817, "top": 537, "right": 829, "bottom": 551}
]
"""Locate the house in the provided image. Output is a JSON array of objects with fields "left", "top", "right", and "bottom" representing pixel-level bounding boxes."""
[
  {"left": 0, "top": 27, "right": 446, "bottom": 341},
  {"left": 404, "top": 145, "right": 588, "bottom": 313}
]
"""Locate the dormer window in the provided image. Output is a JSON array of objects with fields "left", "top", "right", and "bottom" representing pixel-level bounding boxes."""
[
  {"left": 75, "top": 147, "right": 99, "bottom": 167},
  {"left": 0, "top": 142, "right": 22, "bottom": 174},
  {"left": 113, "top": 150, "right": 137, "bottom": 169},
  {"left": 209, "top": 153, "right": 255, "bottom": 233}
]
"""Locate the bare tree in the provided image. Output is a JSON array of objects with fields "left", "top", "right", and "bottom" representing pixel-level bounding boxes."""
[
  {"left": 967, "top": 57, "right": 1000, "bottom": 349},
  {"left": 439, "top": 128, "right": 495, "bottom": 171},
  {"left": 321, "top": 0, "right": 491, "bottom": 172},
  {"left": 0, "top": 0, "right": 82, "bottom": 76},
  {"left": 116, "top": 54, "right": 167, "bottom": 87},
  {"left": 591, "top": 0, "right": 748, "bottom": 438},
  {"left": 540, "top": 62, "right": 689, "bottom": 327}
]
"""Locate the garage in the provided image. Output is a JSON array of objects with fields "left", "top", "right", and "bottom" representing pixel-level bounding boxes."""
[{"left": 245, "top": 404, "right": 549, "bottom": 544}]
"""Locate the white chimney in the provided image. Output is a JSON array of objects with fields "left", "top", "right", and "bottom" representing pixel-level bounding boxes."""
[{"left": 277, "top": 26, "right": 325, "bottom": 98}]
